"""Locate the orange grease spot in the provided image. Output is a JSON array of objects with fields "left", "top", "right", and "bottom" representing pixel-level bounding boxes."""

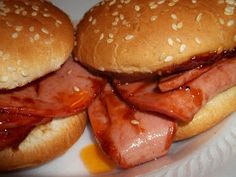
[{"left": 80, "top": 144, "right": 116, "bottom": 174}]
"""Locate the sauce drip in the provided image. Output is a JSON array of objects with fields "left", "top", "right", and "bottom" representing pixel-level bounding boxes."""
[{"left": 80, "top": 144, "right": 115, "bottom": 174}]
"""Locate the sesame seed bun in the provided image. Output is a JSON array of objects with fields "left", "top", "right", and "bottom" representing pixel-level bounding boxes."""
[
  {"left": 175, "top": 86, "right": 236, "bottom": 141},
  {"left": 0, "top": 112, "right": 87, "bottom": 171},
  {"left": 75, "top": 0, "right": 236, "bottom": 75},
  {"left": 75, "top": 0, "right": 236, "bottom": 142},
  {"left": 0, "top": 0, "right": 74, "bottom": 89}
]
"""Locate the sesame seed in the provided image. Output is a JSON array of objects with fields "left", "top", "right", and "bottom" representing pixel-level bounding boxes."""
[
  {"left": 134, "top": 5, "right": 141, "bottom": 11},
  {"left": 234, "top": 35, "right": 236, "bottom": 42},
  {"left": 41, "top": 28, "right": 49, "bottom": 34},
  {"left": 125, "top": 34, "right": 134, "bottom": 40},
  {"left": 177, "top": 22, "right": 183, "bottom": 29},
  {"left": 172, "top": 23, "right": 178, "bottom": 31},
  {"left": 67, "top": 70, "right": 72, "bottom": 75},
  {"left": 149, "top": 2, "right": 158, "bottom": 9},
  {"left": 176, "top": 37, "right": 182, "bottom": 43},
  {"left": 92, "top": 19, "right": 96, "bottom": 25},
  {"left": 43, "top": 13, "right": 50, "bottom": 17},
  {"left": 168, "top": 2, "right": 176, "bottom": 6},
  {"left": 150, "top": 15, "right": 158, "bottom": 21},
  {"left": 15, "top": 26, "right": 23, "bottom": 32},
  {"left": 107, "top": 38, "right": 114, "bottom": 43},
  {"left": 98, "top": 67, "right": 105, "bottom": 71},
  {"left": 227, "top": 20, "right": 234, "bottom": 27},
  {"left": 112, "top": 21, "right": 118, "bottom": 26},
  {"left": 99, "top": 33, "right": 104, "bottom": 41},
  {"left": 119, "top": 14, "right": 124, "bottom": 20},
  {"left": 31, "top": 11, "right": 37, "bottom": 16},
  {"left": 56, "top": 20, "right": 62, "bottom": 25},
  {"left": 34, "top": 33, "right": 40, "bottom": 41},
  {"left": 167, "top": 38, "right": 174, "bottom": 46},
  {"left": 219, "top": 18, "right": 225, "bottom": 25},
  {"left": 29, "top": 26, "right": 34, "bottom": 32},
  {"left": 224, "top": 5, "right": 234, "bottom": 16},
  {"left": 0, "top": 76, "right": 8, "bottom": 82},
  {"left": 89, "top": 16, "right": 93, "bottom": 22},
  {"left": 109, "top": 0, "right": 116, "bottom": 6},
  {"left": 195, "top": 37, "right": 201, "bottom": 44},
  {"left": 109, "top": 33, "right": 114, "bottom": 38},
  {"left": 158, "top": 0, "right": 165, "bottom": 4},
  {"left": 32, "top": 5, "right": 39, "bottom": 11},
  {"left": 164, "top": 56, "right": 173, "bottom": 62},
  {"left": 73, "top": 86, "right": 80, "bottom": 92},
  {"left": 196, "top": 13, "right": 202, "bottom": 22},
  {"left": 112, "top": 11, "right": 119, "bottom": 16},
  {"left": 21, "top": 70, "right": 28, "bottom": 77},
  {"left": 179, "top": 44, "right": 187, "bottom": 53},
  {"left": 131, "top": 119, "right": 139, "bottom": 125},
  {"left": 192, "top": 0, "right": 197, "bottom": 3},
  {"left": 171, "top": 13, "right": 177, "bottom": 20},
  {"left": 12, "top": 32, "right": 18, "bottom": 39}
]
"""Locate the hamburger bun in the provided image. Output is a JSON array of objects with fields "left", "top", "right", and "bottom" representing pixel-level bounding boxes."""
[
  {"left": 0, "top": 112, "right": 87, "bottom": 171},
  {"left": 0, "top": 0, "right": 74, "bottom": 89},
  {"left": 0, "top": 0, "right": 86, "bottom": 171},
  {"left": 75, "top": 0, "right": 236, "bottom": 75},
  {"left": 75, "top": 0, "right": 236, "bottom": 141}
]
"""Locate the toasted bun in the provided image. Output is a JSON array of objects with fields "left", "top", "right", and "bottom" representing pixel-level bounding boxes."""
[
  {"left": 75, "top": 0, "right": 236, "bottom": 75},
  {"left": 0, "top": 112, "right": 87, "bottom": 171},
  {"left": 0, "top": 0, "right": 74, "bottom": 89},
  {"left": 175, "top": 86, "right": 236, "bottom": 141}
]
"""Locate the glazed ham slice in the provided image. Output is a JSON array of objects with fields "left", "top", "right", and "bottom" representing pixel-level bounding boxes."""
[
  {"left": 158, "top": 66, "right": 211, "bottom": 92},
  {"left": 115, "top": 58, "right": 236, "bottom": 122},
  {"left": 0, "top": 58, "right": 105, "bottom": 150},
  {"left": 0, "top": 57, "right": 105, "bottom": 119},
  {"left": 88, "top": 84, "right": 176, "bottom": 168}
]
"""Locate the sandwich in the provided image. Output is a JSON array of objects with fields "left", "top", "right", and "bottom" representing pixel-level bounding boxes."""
[
  {"left": 75, "top": 0, "right": 236, "bottom": 168},
  {"left": 0, "top": 0, "right": 105, "bottom": 171}
]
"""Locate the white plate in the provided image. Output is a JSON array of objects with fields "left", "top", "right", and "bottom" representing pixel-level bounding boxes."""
[{"left": 2, "top": 1, "right": 236, "bottom": 177}]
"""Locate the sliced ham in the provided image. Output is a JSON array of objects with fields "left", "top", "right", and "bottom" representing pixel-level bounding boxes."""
[
  {"left": 88, "top": 84, "right": 176, "bottom": 168},
  {"left": 0, "top": 112, "right": 51, "bottom": 130},
  {"left": 0, "top": 126, "right": 33, "bottom": 151},
  {"left": 158, "top": 66, "right": 211, "bottom": 92},
  {"left": 0, "top": 58, "right": 106, "bottom": 150},
  {"left": 115, "top": 58, "right": 236, "bottom": 122},
  {"left": 0, "top": 57, "right": 106, "bottom": 119}
]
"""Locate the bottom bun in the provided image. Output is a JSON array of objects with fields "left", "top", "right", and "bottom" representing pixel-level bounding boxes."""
[
  {"left": 0, "top": 112, "right": 87, "bottom": 171},
  {"left": 175, "top": 86, "right": 236, "bottom": 141}
]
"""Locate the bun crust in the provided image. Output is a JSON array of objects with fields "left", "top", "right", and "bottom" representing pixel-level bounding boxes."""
[
  {"left": 0, "top": 0, "right": 74, "bottom": 89},
  {"left": 76, "top": 0, "right": 236, "bottom": 74},
  {"left": 175, "top": 86, "right": 236, "bottom": 141},
  {"left": 0, "top": 112, "right": 87, "bottom": 171}
]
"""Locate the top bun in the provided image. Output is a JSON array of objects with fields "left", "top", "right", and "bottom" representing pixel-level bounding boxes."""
[
  {"left": 0, "top": 0, "right": 74, "bottom": 89},
  {"left": 75, "top": 0, "right": 236, "bottom": 75}
]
